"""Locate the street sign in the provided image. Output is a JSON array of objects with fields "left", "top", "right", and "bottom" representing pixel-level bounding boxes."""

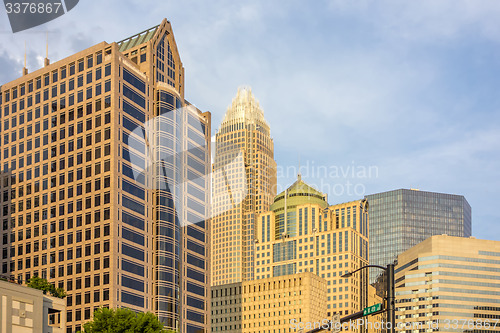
[
  {"left": 331, "top": 314, "right": 340, "bottom": 333},
  {"left": 363, "top": 303, "right": 383, "bottom": 316}
]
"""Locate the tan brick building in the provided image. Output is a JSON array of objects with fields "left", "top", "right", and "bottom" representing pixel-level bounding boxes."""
[
  {"left": 0, "top": 19, "right": 211, "bottom": 332},
  {"left": 395, "top": 235, "right": 500, "bottom": 333},
  {"left": 211, "top": 272, "right": 327, "bottom": 333}
]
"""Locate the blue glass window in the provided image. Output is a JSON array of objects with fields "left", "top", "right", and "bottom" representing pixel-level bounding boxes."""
[
  {"left": 121, "top": 259, "right": 144, "bottom": 276},
  {"left": 122, "top": 84, "right": 145, "bottom": 108},
  {"left": 122, "top": 227, "right": 145, "bottom": 246},
  {"left": 122, "top": 243, "right": 144, "bottom": 261},
  {"left": 122, "top": 211, "right": 144, "bottom": 230},
  {"left": 123, "top": 68, "right": 146, "bottom": 93},
  {"left": 121, "top": 291, "right": 144, "bottom": 307}
]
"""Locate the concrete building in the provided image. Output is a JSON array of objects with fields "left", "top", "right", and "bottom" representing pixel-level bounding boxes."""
[
  {"left": 0, "top": 279, "right": 66, "bottom": 333},
  {"left": 395, "top": 235, "right": 500, "bottom": 332},
  {"left": 212, "top": 88, "right": 277, "bottom": 286},
  {"left": 211, "top": 272, "right": 327, "bottom": 333},
  {"left": 0, "top": 19, "right": 210, "bottom": 332},
  {"left": 255, "top": 176, "right": 369, "bottom": 317},
  {"left": 366, "top": 189, "right": 471, "bottom": 283}
]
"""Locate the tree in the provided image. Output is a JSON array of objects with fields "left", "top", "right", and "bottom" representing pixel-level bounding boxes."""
[
  {"left": 82, "top": 307, "right": 173, "bottom": 333},
  {"left": 27, "top": 276, "right": 66, "bottom": 298}
]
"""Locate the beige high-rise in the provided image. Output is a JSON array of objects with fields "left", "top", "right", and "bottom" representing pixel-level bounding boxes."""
[
  {"left": 211, "top": 88, "right": 277, "bottom": 286},
  {"left": 0, "top": 19, "right": 211, "bottom": 333},
  {"left": 395, "top": 235, "right": 500, "bottom": 333},
  {"left": 255, "top": 176, "right": 370, "bottom": 318}
]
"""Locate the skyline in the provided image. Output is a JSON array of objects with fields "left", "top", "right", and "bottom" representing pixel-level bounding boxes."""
[{"left": 1, "top": 1, "right": 500, "bottom": 241}]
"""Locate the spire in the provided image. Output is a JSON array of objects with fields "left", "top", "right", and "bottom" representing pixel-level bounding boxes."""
[
  {"left": 221, "top": 87, "right": 269, "bottom": 128},
  {"left": 22, "top": 41, "right": 28, "bottom": 76},
  {"left": 44, "top": 31, "right": 50, "bottom": 67}
]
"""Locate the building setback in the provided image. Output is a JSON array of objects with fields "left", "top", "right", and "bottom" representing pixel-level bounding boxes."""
[
  {"left": 255, "top": 175, "right": 370, "bottom": 318},
  {"left": 366, "top": 189, "right": 471, "bottom": 284},
  {"left": 0, "top": 19, "right": 210, "bottom": 333},
  {"left": 211, "top": 272, "right": 327, "bottom": 333},
  {"left": 395, "top": 235, "right": 500, "bottom": 332},
  {"left": 211, "top": 88, "right": 277, "bottom": 286}
]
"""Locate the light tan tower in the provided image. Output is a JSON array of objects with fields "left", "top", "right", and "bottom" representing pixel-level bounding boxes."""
[
  {"left": 255, "top": 176, "right": 370, "bottom": 318},
  {"left": 211, "top": 88, "right": 277, "bottom": 286}
]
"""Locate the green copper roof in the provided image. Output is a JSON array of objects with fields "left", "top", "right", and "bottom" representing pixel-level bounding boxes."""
[
  {"left": 117, "top": 24, "right": 160, "bottom": 52},
  {"left": 270, "top": 175, "right": 328, "bottom": 212}
]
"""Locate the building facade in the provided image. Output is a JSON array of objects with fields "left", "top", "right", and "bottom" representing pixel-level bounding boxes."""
[
  {"left": 395, "top": 235, "right": 500, "bottom": 333},
  {"left": 255, "top": 176, "right": 370, "bottom": 318},
  {"left": 211, "top": 88, "right": 277, "bottom": 286},
  {"left": 0, "top": 19, "right": 211, "bottom": 332},
  {"left": 366, "top": 189, "right": 471, "bottom": 283},
  {"left": 0, "top": 279, "right": 66, "bottom": 333},
  {"left": 211, "top": 272, "right": 327, "bottom": 333},
  {"left": 365, "top": 285, "right": 383, "bottom": 333}
]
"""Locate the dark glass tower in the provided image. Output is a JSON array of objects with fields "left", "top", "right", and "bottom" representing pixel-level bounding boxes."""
[
  {"left": 366, "top": 189, "right": 471, "bottom": 283},
  {"left": 117, "top": 20, "right": 211, "bottom": 332}
]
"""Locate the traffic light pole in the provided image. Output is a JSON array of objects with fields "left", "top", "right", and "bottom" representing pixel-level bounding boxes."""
[
  {"left": 387, "top": 263, "right": 395, "bottom": 333},
  {"left": 303, "top": 264, "right": 396, "bottom": 333}
]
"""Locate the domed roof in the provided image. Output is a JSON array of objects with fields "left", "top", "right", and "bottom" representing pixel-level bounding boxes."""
[{"left": 270, "top": 174, "right": 328, "bottom": 212}]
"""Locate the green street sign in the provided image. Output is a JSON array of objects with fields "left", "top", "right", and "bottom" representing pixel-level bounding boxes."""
[{"left": 363, "top": 303, "right": 383, "bottom": 316}]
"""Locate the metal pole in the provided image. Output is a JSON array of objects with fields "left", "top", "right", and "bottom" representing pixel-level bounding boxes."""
[{"left": 386, "top": 264, "right": 395, "bottom": 333}]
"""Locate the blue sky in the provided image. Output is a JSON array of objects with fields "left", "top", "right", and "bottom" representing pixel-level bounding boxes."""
[{"left": 1, "top": 1, "right": 499, "bottom": 240}]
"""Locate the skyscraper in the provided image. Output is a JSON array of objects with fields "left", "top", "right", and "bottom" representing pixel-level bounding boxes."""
[
  {"left": 366, "top": 189, "right": 471, "bottom": 283},
  {"left": 255, "top": 176, "right": 370, "bottom": 317},
  {"left": 211, "top": 88, "right": 277, "bottom": 286},
  {"left": 0, "top": 19, "right": 211, "bottom": 333}
]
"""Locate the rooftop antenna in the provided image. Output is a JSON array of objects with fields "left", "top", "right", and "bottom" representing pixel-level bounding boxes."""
[
  {"left": 44, "top": 31, "right": 50, "bottom": 67},
  {"left": 22, "top": 41, "right": 28, "bottom": 76},
  {"left": 298, "top": 153, "right": 301, "bottom": 181}
]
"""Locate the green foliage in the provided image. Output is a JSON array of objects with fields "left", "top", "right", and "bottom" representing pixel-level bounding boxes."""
[
  {"left": 27, "top": 276, "right": 66, "bottom": 298},
  {"left": 81, "top": 307, "right": 171, "bottom": 333}
]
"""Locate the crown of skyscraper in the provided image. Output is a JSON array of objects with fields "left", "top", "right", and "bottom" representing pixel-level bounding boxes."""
[{"left": 221, "top": 87, "right": 270, "bottom": 128}]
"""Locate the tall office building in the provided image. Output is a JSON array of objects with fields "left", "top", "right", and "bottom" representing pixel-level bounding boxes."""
[
  {"left": 0, "top": 19, "right": 211, "bottom": 333},
  {"left": 211, "top": 88, "right": 277, "bottom": 286},
  {"left": 366, "top": 189, "right": 471, "bottom": 284},
  {"left": 395, "top": 235, "right": 500, "bottom": 332},
  {"left": 255, "top": 176, "right": 370, "bottom": 317}
]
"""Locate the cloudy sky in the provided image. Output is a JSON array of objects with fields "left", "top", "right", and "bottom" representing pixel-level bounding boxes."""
[{"left": 1, "top": 0, "right": 500, "bottom": 241}]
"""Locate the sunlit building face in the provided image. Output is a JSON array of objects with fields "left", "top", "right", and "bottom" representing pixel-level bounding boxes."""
[
  {"left": 0, "top": 19, "right": 211, "bottom": 333},
  {"left": 211, "top": 88, "right": 277, "bottom": 286}
]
